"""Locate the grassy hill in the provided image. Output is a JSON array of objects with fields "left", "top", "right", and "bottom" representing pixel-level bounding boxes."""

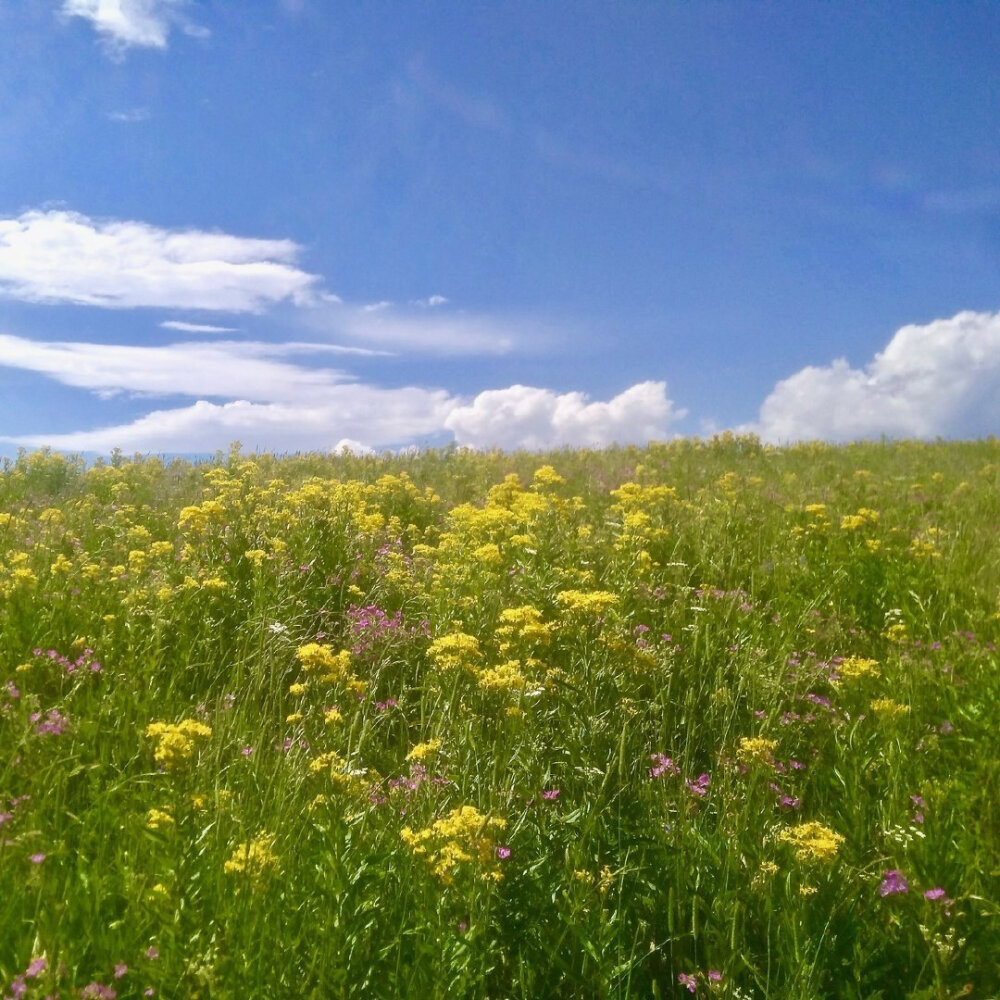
[{"left": 1, "top": 437, "right": 997, "bottom": 998}]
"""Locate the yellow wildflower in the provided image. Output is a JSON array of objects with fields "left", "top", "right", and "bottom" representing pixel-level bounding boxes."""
[
  {"left": 478, "top": 660, "right": 526, "bottom": 692},
  {"left": 531, "top": 465, "right": 565, "bottom": 488},
  {"left": 50, "top": 553, "right": 73, "bottom": 574},
  {"left": 883, "top": 623, "right": 908, "bottom": 643},
  {"left": 145, "top": 808, "right": 174, "bottom": 830},
  {"left": 836, "top": 657, "right": 880, "bottom": 682},
  {"left": 401, "top": 805, "right": 506, "bottom": 884},
  {"left": 406, "top": 738, "right": 442, "bottom": 762},
  {"left": 737, "top": 736, "right": 779, "bottom": 765},
  {"left": 224, "top": 834, "right": 278, "bottom": 885},
  {"left": 345, "top": 678, "right": 367, "bottom": 698},
  {"left": 870, "top": 698, "right": 910, "bottom": 719},
  {"left": 427, "top": 632, "right": 481, "bottom": 671},
  {"left": 296, "top": 643, "right": 352, "bottom": 682},
  {"left": 145, "top": 719, "right": 212, "bottom": 770},
  {"left": 310, "top": 751, "right": 370, "bottom": 793},
  {"left": 472, "top": 543, "right": 503, "bottom": 565},
  {"left": 778, "top": 821, "right": 844, "bottom": 863},
  {"left": 556, "top": 590, "right": 619, "bottom": 617}
]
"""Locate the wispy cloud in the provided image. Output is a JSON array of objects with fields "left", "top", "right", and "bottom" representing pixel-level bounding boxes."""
[
  {"left": 10, "top": 391, "right": 457, "bottom": 454},
  {"left": 160, "top": 321, "right": 238, "bottom": 334},
  {"left": 0, "top": 210, "right": 319, "bottom": 312},
  {"left": 406, "top": 56, "right": 509, "bottom": 132},
  {"left": 0, "top": 335, "right": 354, "bottom": 403},
  {"left": 533, "top": 131, "right": 672, "bottom": 192},
  {"left": 61, "top": 0, "right": 207, "bottom": 52},
  {"left": 327, "top": 302, "right": 531, "bottom": 356},
  {"left": 105, "top": 107, "right": 151, "bottom": 123},
  {"left": 746, "top": 311, "right": 1000, "bottom": 443}
]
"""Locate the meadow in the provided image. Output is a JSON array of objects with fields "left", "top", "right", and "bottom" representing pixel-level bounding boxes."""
[{"left": 0, "top": 437, "right": 997, "bottom": 999}]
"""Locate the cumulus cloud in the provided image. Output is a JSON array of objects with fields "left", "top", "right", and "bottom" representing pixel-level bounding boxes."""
[
  {"left": 750, "top": 311, "right": 1000, "bottom": 442},
  {"left": 332, "top": 438, "right": 377, "bottom": 457},
  {"left": 445, "top": 381, "right": 683, "bottom": 450},
  {"left": 0, "top": 210, "right": 318, "bottom": 312},
  {"left": 62, "top": 0, "right": 206, "bottom": 51}
]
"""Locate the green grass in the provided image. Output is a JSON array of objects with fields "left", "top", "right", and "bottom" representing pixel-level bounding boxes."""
[{"left": 1, "top": 437, "right": 998, "bottom": 998}]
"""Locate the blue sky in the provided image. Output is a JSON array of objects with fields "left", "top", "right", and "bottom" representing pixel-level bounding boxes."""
[{"left": 0, "top": 0, "right": 997, "bottom": 456}]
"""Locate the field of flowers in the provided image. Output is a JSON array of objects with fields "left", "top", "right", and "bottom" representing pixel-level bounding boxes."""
[{"left": 1, "top": 437, "right": 997, "bottom": 999}]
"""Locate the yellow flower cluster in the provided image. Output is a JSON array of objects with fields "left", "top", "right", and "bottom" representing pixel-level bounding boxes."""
[
  {"left": 777, "top": 821, "right": 845, "bottom": 863},
  {"left": 883, "top": 623, "right": 908, "bottom": 643},
  {"left": 836, "top": 656, "right": 880, "bottom": 682},
  {"left": 477, "top": 660, "right": 527, "bottom": 692},
  {"left": 870, "top": 698, "right": 910, "bottom": 719},
  {"left": 496, "top": 605, "right": 552, "bottom": 651},
  {"left": 177, "top": 500, "right": 227, "bottom": 534},
  {"left": 427, "top": 632, "right": 481, "bottom": 671},
  {"left": 737, "top": 736, "right": 779, "bottom": 764},
  {"left": 531, "top": 465, "right": 565, "bottom": 488},
  {"left": 401, "top": 805, "right": 506, "bottom": 884},
  {"left": 910, "top": 527, "right": 943, "bottom": 559},
  {"left": 791, "top": 502, "right": 830, "bottom": 537},
  {"left": 224, "top": 834, "right": 278, "bottom": 885},
  {"left": 145, "top": 719, "right": 213, "bottom": 770},
  {"left": 405, "top": 738, "right": 442, "bottom": 762},
  {"left": 472, "top": 542, "right": 503, "bottom": 565},
  {"left": 556, "top": 590, "right": 619, "bottom": 618},
  {"left": 840, "top": 508, "right": 880, "bottom": 531},
  {"left": 309, "top": 751, "right": 371, "bottom": 794},
  {"left": 296, "top": 643, "right": 352, "bottom": 683},
  {"left": 145, "top": 807, "right": 174, "bottom": 830}
]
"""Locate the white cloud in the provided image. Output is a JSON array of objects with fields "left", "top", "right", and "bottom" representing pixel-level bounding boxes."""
[
  {"left": 332, "top": 303, "right": 526, "bottom": 355},
  {"left": 0, "top": 210, "right": 318, "bottom": 312},
  {"left": 160, "top": 321, "right": 238, "bottom": 334},
  {"left": 0, "top": 334, "right": 354, "bottom": 403},
  {"left": 332, "top": 438, "right": 376, "bottom": 457},
  {"left": 11, "top": 391, "right": 455, "bottom": 454},
  {"left": 62, "top": 0, "right": 205, "bottom": 51},
  {"left": 10, "top": 380, "right": 681, "bottom": 455},
  {"left": 749, "top": 311, "right": 1000, "bottom": 442},
  {"left": 412, "top": 295, "right": 449, "bottom": 308},
  {"left": 445, "top": 381, "right": 683, "bottom": 450},
  {"left": 105, "top": 107, "right": 151, "bottom": 123},
  {"left": 2, "top": 327, "right": 683, "bottom": 452}
]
